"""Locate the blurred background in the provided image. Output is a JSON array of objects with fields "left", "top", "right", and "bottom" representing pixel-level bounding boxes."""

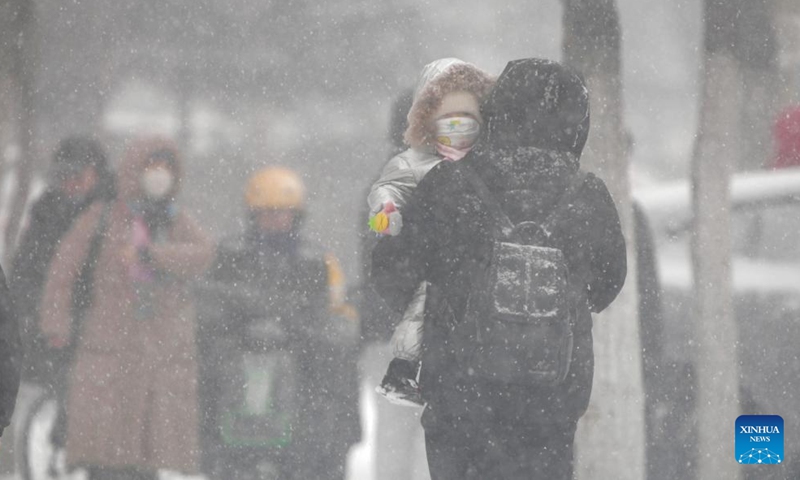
[
  {"left": 1, "top": 0, "right": 800, "bottom": 479},
  {"left": 0, "top": 0, "right": 708, "bottom": 278},
  {"left": 0, "top": 0, "right": 797, "bottom": 278}
]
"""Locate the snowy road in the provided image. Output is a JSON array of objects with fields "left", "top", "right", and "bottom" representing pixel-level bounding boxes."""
[{"left": 1, "top": 380, "right": 379, "bottom": 480}]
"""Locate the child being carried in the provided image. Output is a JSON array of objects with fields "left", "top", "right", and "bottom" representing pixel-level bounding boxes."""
[{"left": 367, "top": 57, "right": 494, "bottom": 406}]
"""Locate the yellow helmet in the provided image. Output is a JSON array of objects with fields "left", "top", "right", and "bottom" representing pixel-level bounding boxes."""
[{"left": 245, "top": 166, "right": 306, "bottom": 210}]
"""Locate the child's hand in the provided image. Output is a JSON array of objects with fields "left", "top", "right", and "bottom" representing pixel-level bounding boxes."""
[{"left": 369, "top": 202, "right": 403, "bottom": 236}]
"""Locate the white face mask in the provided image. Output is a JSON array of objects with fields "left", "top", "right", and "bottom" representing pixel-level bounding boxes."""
[
  {"left": 435, "top": 116, "right": 481, "bottom": 150},
  {"left": 141, "top": 167, "right": 174, "bottom": 199}
]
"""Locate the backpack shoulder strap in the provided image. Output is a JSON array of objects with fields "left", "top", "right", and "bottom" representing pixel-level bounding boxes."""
[
  {"left": 84, "top": 203, "right": 112, "bottom": 276},
  {"left": 461, "top": 163, "right": 516, "bottom": 240},
  {"left": 541, "top": 170, "right": 589, "bottom": 238}
]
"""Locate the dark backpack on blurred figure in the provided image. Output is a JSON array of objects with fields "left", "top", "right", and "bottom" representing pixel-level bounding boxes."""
[{"left": 454, "top": 168, "right": 588, "bottom": 386}]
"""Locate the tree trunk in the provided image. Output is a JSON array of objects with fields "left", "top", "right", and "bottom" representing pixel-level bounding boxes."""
[
  {"left": 562, "top": 2, "right": 645, "bottom": 479},
  {"left": 773, "top": 0, "right": 800, "bottom": 107},
  {"left": 736, "top": 0, "right": 779, "bottom": 171},
  {"left": 691, "top": 1, "right": 743, "bottom": 479},
  {"left": 1, "top": 0, "right": 36, "bottom": 263}
]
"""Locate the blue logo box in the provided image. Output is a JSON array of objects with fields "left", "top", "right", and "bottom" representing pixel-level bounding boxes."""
[{"left": 736, "top": 415, "right": 784, "bottom": 465}]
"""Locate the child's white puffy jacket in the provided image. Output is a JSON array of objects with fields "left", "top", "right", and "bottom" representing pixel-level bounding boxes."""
[{"left": 367, "top": 147, "right": 441, "bottom": 215}]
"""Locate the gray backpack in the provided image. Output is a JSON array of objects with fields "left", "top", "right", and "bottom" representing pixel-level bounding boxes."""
[{"left": 456, "top": 168, "right": 588, "bottom": 385}]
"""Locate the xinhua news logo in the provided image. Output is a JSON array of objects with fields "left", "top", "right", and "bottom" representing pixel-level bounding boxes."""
[{"left": 736, "top": 415, "right": 784, "bottom": 465}]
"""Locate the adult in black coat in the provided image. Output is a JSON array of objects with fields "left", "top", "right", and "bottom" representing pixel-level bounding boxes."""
[
  {"left": 11, "top": 136, "right": 114, "bottom": 381},
  {"left": 371, "top": 58, "right": 627, "bottom": 480},
  {"left": 0, "top": 264, "right": 20, "bottom": 438},
  {"left": 196, "top": 166, "right": 360, "bottom": 480}
]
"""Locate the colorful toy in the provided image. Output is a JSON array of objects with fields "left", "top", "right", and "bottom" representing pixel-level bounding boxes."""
[{"left": 368, "top": 202, "right": 402, "bottom": 236}]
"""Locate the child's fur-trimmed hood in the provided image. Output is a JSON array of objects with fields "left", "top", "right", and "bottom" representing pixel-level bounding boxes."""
[{"left": 404, "top": 58, "right": 495, "bottom": 149}]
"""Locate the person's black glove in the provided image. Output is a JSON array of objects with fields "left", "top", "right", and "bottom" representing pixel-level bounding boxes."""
[
  {"left": 383, "top": 358, "right": 418, "bottom": 383},
  {"left": 376, "top": 358, "right": 423, "bottom": 407}
]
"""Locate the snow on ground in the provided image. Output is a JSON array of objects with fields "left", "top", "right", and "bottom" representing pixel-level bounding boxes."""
[
  {"left": 1, "top": 379, "right": 380, "bottom": 480},
  {"left": 346, "top": 381, "right": 378, "bottom": 480}
]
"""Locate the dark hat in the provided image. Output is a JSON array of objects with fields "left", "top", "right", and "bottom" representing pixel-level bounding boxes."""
[{"left": 50, "top": 136, "right": 109, "bottom": 180}]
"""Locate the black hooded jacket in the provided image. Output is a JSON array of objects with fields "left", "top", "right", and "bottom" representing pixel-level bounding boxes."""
[
  {"left": 11, "top": 153, "right": 114, "bottom": 380},
  {"left": 371, "top": 59, "right": 627, "bottom": 425},
  {"left": 12, "top": 192, "right": 89, "bottom": 318},
  {"left": 196, "top": 228, "right": 362, "bottom": 466}
]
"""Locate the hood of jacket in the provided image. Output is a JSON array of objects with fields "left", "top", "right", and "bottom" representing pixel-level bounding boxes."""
[
  {"left": 482, "top": 58, "right": 590, "bottom": 156},
  {"left": 470, "top": 59, "right": 591, "bottom": 223},
  {"left": 404, "top": 58, "right": 495, "bottom": 149},
  {"left": 118, "top": 136, "right": 183, "bottom": 202}
]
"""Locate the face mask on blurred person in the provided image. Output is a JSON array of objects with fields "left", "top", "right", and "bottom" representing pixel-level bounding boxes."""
[
  {"left": 141, "top": 167, "right": 174, "bottom": 200},
  {"left": 435, "top": 116, "right": 481, "bottom": 161}
]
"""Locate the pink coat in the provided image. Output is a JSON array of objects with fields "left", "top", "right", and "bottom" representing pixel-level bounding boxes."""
[
  {"left": 40, "top": 138, "right": 213, "bottom": 473},
  {"left": 773, "top": 106, "right": 800, "bottom": 169}
]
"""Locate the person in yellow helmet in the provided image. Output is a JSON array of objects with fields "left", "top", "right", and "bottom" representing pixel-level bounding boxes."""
[{"left": 197, "top": 166, "right": 360, "bottom": 480}]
